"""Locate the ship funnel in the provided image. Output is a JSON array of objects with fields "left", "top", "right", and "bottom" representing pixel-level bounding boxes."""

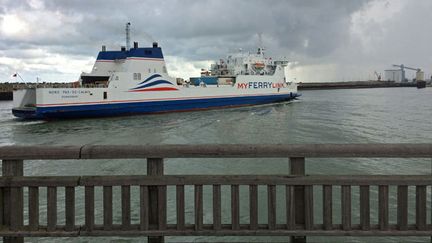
[
  {"left": 102, "top": 45, "right": 106, "bottom": 52},
  {"left": 153, "top": 42, "right": 158, "bottom": 48},
  {"left": 133, "top": 42, "right": 138, "bottom": 49}
]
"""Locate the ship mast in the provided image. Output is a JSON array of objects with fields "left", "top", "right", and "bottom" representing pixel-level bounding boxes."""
[
  {"left": 257, "top": 32, "right": 264, "bottom": 55},
  {"left": 125, "top": 22, "right": 131, "bottom": 50}
]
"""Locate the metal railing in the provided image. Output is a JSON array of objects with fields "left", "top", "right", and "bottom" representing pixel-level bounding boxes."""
[{"left": 0, "top": 144, "right": 431, "bottom": 243}]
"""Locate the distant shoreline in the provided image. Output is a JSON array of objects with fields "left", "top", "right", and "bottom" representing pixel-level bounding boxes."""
[
  {"left": 297, "top": 80, "right": 420, "bottom": 90},
  {"left": 0, "top": 81, "right": 426, "bottom": 101}
]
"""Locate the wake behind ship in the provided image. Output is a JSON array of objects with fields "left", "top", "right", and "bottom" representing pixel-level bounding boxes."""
[{"left": 12, "top": 25, "right": 299, "bottom": 119}]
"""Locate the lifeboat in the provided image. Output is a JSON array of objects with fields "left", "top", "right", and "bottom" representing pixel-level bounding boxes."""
[{"left": 254, "top": 62, "right": 265, "bottom": 69}]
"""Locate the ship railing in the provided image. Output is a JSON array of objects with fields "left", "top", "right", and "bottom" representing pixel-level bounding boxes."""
[{"left": 0, "top": 144, "right": 431, "bottom": 243}]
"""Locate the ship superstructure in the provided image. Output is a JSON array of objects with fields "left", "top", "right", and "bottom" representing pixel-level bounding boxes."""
[{"left": 209, "top": 47, "right": 286, "bottom": 77}]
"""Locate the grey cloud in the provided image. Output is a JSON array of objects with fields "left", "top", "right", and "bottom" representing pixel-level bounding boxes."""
[
  {"left": 1, "top": 0, "right": 369, "bottom": 59},
  {"left": 8, "top": 0, "right": 416, "bottom": 82}
]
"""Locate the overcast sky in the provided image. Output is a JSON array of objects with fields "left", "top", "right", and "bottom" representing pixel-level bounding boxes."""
[{"left": 1, "top": 0, "right": 431, "bottom": 83}]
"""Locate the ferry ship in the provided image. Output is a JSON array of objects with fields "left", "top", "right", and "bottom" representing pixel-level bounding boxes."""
[{"left": 12, "top": 25, "right": 299, "bottom": 119}]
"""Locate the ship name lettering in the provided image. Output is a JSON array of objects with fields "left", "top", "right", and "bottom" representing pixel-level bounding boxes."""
[
  {"left": 272, "top": 83, "right": 286, "bottom": 89},
  {"left": 238, "top": 82, "right": 284, "bottom": 89},
  {"left": 237, "top": 83, "right": 248, "bottom": 89}
]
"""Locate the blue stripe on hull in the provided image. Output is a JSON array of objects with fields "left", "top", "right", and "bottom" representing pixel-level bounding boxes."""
[{"left": 13, "top": 93, "right": 299, "bottom": 119}]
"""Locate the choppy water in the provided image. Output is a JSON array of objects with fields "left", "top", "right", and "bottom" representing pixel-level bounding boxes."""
[{"left": 0, "top": 87, "right": 432, "bottom": 242}]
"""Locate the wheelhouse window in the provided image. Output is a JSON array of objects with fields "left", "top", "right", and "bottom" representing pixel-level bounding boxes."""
[
  {"left": 80, "top": 75, "right": 109, "bottom": 87},
  {"left": 133, "top": 73, "right": 142, "bottom": 80}
]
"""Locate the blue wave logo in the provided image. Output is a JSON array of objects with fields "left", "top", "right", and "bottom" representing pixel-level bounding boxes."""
[{"left": 129, "top": 74, "right": 178, "bottom": 92}]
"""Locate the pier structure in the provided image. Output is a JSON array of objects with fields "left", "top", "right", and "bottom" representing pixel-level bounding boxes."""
[{"left": 0, "top": 144, "right": 431, "bottom": 243}]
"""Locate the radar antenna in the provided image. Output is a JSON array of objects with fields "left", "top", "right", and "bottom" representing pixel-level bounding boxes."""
[{"left": 126, "top": 22, "right": 131, "bottom": 50}]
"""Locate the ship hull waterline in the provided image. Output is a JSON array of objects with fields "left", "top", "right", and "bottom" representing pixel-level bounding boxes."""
[{"left": 12, "top": 93, "right": 300, "bottom": 119}]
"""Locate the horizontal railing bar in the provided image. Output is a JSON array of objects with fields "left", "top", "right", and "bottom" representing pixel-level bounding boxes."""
[
  {"left": 78, "top": 229, "right": 432, "bottom": 237},
  {"left": 0, "top": 176, "right": 79, "bottom": 186},
  {"left": 0, "top": 231, "right": 79, "bottom": 237},
  {"left": 0, "top": 144, "right": 432, "bottom": 160},
  {"left": 1, "top": 224, "right": 431, "bottom": 236},
  {"left": 1, "top": 175, "right": 431, "bottom": 187},
  {"left": 80, "top": 175, "right": 432, "bottom": 186},
  {"left": 81, "top": 144, "right": 432, "bottom": 158},
  {"left": 0, "top": 146, "right": 81, "bottom": 160},
  {"left": 2, "top": 230, "right": 432, "bottom": 237},
  {"left": 3, "top": 227, "right": 432, "bottom": 237},
  {"left": 84, "top": 223, "right": 432, "bottom": 231},
  {"left": 1, "top": 223, "right": 430, "bottom": 231}
]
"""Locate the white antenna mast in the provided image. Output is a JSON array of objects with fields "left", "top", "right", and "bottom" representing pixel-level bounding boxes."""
[
  {"left": 257, "top": 32, "right": 264, "bottom": 55},
  {"left": 126, "top": 22, "right": 131, "bottom": 50}
]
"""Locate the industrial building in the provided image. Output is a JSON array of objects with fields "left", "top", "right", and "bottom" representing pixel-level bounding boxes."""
[
  {"left": 384, "top": 64, "right": 424, "bottom": 83},
  {"left": 384, "top": 69, "right": 403, "bottom": 82}
]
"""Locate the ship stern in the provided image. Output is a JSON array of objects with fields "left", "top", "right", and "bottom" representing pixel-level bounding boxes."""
[{"left": 12, "top": 88, "right": 40, "bottom": 119}]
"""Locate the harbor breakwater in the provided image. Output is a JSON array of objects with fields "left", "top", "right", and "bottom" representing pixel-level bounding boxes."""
[
  {"left": 0, "top": 81, "right": 424, "bottom": 101},
  {"left": 0, "top": 82, "right": 75, "bottom": 100},
  {"left": 297, "top": 80, "right": 418, "bottom": 90},
  {"left": 0, "top": 92, "right": 12, "bottom": 101}
]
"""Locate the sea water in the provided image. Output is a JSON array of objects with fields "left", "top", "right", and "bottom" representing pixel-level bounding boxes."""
[{"left": 0, "top": 87, "right": 431, "bottom": 242}]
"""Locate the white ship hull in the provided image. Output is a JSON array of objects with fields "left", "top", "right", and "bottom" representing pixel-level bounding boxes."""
[{"left": 13, "top": 79, "right": 298, "bottom": 119}]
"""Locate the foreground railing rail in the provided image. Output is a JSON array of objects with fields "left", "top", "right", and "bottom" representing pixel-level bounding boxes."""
[{"left": 0, "top": 144, "right": 431, "bottom": 243}]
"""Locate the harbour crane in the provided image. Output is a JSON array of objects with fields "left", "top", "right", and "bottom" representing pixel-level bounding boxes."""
[
  {"left": 392, "top": 64, "right": 422, "bottom": 82},
  {"left": 374, "top": 71, "right": 382, "bottom": 81}
]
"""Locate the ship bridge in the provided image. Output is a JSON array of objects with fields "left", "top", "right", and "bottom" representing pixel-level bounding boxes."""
[{"left": 80, "top": 42, "right": 167, "bottom": 87}]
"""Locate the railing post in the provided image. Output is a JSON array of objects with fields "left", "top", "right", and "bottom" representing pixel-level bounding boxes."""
[
  {"left": 290, "top": 157, "right": 306, "bottom": 243},
  {"left": 2, "top": 159, "right": 24, "bottom": 243},
  {"left": 147, "top": 158, "right": 165, "bottom": 243}
]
